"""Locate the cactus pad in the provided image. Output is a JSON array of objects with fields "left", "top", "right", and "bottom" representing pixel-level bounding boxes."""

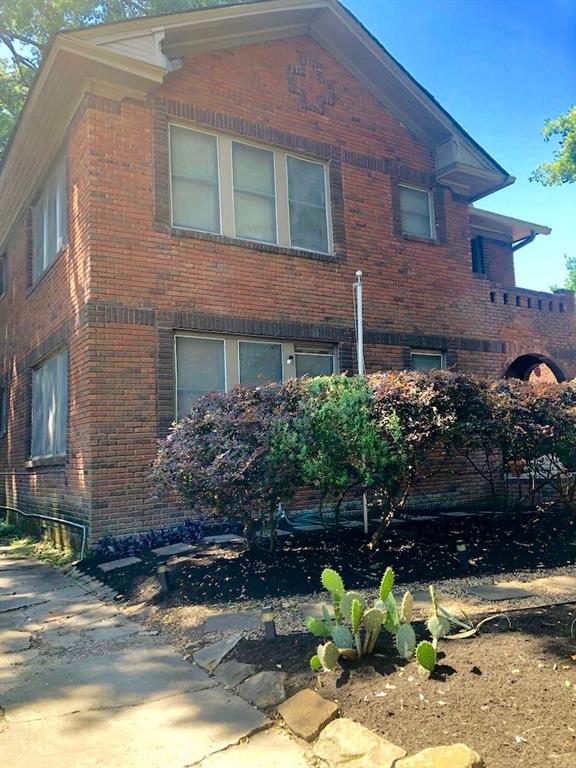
[
  {"left": 351, "top": 599, "right": 363, "bottom": 634},
  {"left": 427, "top": 614, "right": 450, "bottom": 640},
  {"left": 382, "top": 592, "right": 400, "bottom": 633},
  {"left": 310, "top": 655, "right": 323, "bottom": 672},
  {"left": 332, "top": 624, "right": 355, "bottom": 649},
  {"left": 416, "top": 640, "right": 437, "bottom": 674},
  {"left": 379, "top": 567, "right": 394, "bottom": 602},
  {"left": 363, "top": 607, "right": 384, "bottom": 634},
  {"left": 321, "top": 568, "right": 345, "bottom": 597},
  {"left": 305, "top": 616, "right": 332, "bottom": 638},
  {"left": 318, "top": 641, "right": 340, "bottom": 671},
  {"left": 340, "top": 591, "right": 366, "bottom": 623},
  {"left": 400, "top": 591, "right": 414, "bottom": 624},
  {"left": 396, "top": 622, "right": 417, "bottom": 660}
]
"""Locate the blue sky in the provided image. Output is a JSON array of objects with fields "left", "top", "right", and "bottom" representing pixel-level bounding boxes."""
[{"left": 347, "top": 0, "right": 576, "bottom": 291}]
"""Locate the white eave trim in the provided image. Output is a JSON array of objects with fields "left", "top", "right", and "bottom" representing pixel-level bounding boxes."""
[{"left": 470, "top": 207, "right": 551, "bottom": 242}]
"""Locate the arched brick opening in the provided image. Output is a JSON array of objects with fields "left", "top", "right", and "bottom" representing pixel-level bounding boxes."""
[{"left": 504, "top": 353, "right": 566, "bottom": 383}]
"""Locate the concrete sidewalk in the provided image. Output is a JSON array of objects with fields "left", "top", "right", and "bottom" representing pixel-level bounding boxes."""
[{"left": 0, "top": 550, "right": 309, "bottom": 768}]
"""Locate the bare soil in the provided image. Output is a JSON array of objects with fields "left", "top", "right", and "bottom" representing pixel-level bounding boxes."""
[{"left": 230, "top": 604, "right": 576, "bottom": 768}]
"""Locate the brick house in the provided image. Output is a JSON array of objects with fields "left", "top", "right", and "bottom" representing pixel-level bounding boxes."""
[{"left": 0, "top": 0, "right": 574, "bottom": 546}]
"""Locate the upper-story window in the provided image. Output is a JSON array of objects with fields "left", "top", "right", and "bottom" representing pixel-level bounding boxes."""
[
  {"left": 399, "top": 185, "right": 434, "bottom": 239},
  {"left": 471, "top": 236, "right": 485, "bottom": 274},
  {"left": 0, "top": 384, "right": 7, "bottom": 438},
  {"left": 410, "top": 350, "right": 445, "bottom": 372},
  {"left": 170, "top": 125, "right": 332, "bottom": 254},
  {"left": 32, "top": 156, "right": 68, "bottom": 283},
  {"left": 0, "top": 252, "right": 6, "bottom": 298},
  {"left": 31, "top": 348, "right": 68, "bottom": 459}
]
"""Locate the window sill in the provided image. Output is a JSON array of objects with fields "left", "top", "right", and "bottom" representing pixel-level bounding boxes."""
[
  {"left": 26, "top": 246, "right": 67, "bottom": 298},
  {"left": 401, "top": 233, "right": 438, "bottom": 245},
  {"left": 169, "top": 226, "right": 340, "bottom": 263},
  {"left": 26, "top": 455, "right": 66, "bottom": 469},
  {"left": 472, "top": 272, "right": 489, "bottom": 280}
]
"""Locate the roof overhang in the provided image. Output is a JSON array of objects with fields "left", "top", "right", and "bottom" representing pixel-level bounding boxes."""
[
  {"left": 0, "top": 36, "right": 164, "bottom": 248},
  {"left": 470, "top": 207, "right": 551, "bottom": 244},
  {"left": 0, "top": 0, "right": 514, "bottom": 249}
]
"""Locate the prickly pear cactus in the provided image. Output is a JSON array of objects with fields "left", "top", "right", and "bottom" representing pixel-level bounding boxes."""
[
  {"left": 340, "top": 591, "right": 366, "bottom": 623},
  {"left": 317, "top": 641, "right": 340, "bottom": 671},
  {"left": 351, "top": 599, "right": 363, "bottom": 659},
  {"left": 400, "top": 591, "right": 414, "bottom": 624},
  {"left": 363, "top": 607, "right": 384, "bottom": 655},
  {"left": 416, "top": 640, "right": 437, "bottom": 675},
  {"left": 379, "top": 567, "right": 394, "bottom": 602},
  {"left": 321, "top": 568, "right": 345, "bottom": 597},
  {"left": 305, "top": 616, "right": 332, "bottom": 638},
  {"left": 331, "top": 624, "right": 355, "bottom": 649},
  {"left": 429, "top": 584, "right": 439, "bottom": 615},
  {"left": 427, "top": 614, "right": 450, "bottom": 643},
  {"left": 396, "top": 622, "right": 417, "bottom": 660},
  {"left": 382, "top": 592, "right": 400, "bottom": 634},
  {"left": 310, "top": 655, "right": 323, "bottom": 672}
]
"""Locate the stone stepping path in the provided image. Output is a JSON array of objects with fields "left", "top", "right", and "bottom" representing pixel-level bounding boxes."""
[
  {"left": 214, "top": 660, "right": 256, "bottom": 688},
  {"left": 152, "top": 542, "right": 194, "bottom": 557},
  {"left": 202, "top": 534, "right": 244, "bottom": 545},
  {"left": 98, "top": 556, "right": 141, "bottom": 572},
  {"left": 203, "top": 611, "right": 260, "bottom": 635},
  {"left": 314, "top": 717, "right": 406, "bottom": 768},
  {"left": 278, "top": 688, "right": 339, "bottom": 741},
  {"left": 466, "top": 581, "right": 537, "bottom": 601},
  {"left": 193, "top": 634, "right": 242, "bottom": 672}
]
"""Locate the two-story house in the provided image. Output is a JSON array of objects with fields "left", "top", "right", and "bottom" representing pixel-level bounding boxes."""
[{"left": 1, "top": 0, "right": 574, "bottom": 547}]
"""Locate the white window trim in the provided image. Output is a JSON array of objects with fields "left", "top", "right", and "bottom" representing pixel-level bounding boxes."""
[
  {"left": 174, "top": 332, "right": 338, "bottom": 416},
  {"left": 169, "top": 123, "right": 333, "bottom": 255},
  {"left": 399, "top": 183, "right": 435, "bottom": 240},
  {"left": 410, "top": 349, "right": 445, "bottom": 370}
]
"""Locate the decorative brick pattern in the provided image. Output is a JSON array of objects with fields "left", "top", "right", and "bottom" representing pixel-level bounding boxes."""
[{"left": 287, "top": 55, "right": 336, "bottom": 114}]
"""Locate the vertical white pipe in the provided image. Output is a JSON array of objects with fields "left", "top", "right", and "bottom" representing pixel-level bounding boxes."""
[
  {"left": 355, "top": 270, "right": 365, "bottom": 376},
  {"left": 354, "top": 270, "right": 369, "bottom": 534}
]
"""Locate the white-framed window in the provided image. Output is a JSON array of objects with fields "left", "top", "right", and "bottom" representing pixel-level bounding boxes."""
[
  {"left": 0, "top": 252, "right": 6, "bottom": 298},
  {"left": 32, "top": 156, "right": 68, "bottom": 283},
  {"left": 410, "top": 350, "right": 445, "bottom": 372},
  {"left": 0, "top": 384, "right": 7, "bottom": 438},
  {"left": 174, "top": 333, "right": 337, "bottom": 419},
  {"left": 399, "top": 185, "right": 434, "bottom": 239},
  {"left": 169, "top": 124, "right": 332, "bottom": 254},
  {"left": 31, "top": 348, "right": 68, "bottom": 459}
]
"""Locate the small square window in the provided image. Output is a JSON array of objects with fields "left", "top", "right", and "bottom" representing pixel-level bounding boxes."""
[
  {"left": 239, "top": 341, "right": 283, "bottom": 386},
  {"left": 295, "top": 350, "right": 335, "bottom": 378},
  {"left": 410, "top": 350, "right": 445, "bottom": 372},
  {"left": 399, "top": 185, "right": 434, "bottom": 239}
]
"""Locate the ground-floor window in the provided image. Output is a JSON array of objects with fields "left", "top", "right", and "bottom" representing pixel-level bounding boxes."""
[
  {"left": 31, "top": 347, "right": 68, "bottom": 458},
  {"left": 175, "top": 334, "right": 337, "bottom": 419},
  {"left": 410, "top": 350, "right": 445, "bottom": 372}
]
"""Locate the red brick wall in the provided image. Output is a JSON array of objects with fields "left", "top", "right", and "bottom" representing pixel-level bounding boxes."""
[
  {"left": 1, "top": 35, "right": 575, "bottom": 541},
  {"left": 483, "top": 238, "right": 515, "bottom": 285}
]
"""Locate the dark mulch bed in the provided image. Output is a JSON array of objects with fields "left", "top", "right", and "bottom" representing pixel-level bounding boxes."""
[
  {"left": 82, "top": 511, "right": 576, "bottom": 605},
  {"left": 230, "top": 603, "right": 576, "bottom": 768}
]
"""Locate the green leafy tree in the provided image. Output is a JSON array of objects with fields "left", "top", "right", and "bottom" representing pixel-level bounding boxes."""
[
  {"left": 296, "top": 375, "right": 396, "bottom": 527},
  {"left": 551, "top": 254, "right": 576, "bottom": 294},
  {"left": 0, "top": 0, "right": 234, "bottom": 156},
  {"left": 531, "top": 105, "right": 576, "bottom": 186}
]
